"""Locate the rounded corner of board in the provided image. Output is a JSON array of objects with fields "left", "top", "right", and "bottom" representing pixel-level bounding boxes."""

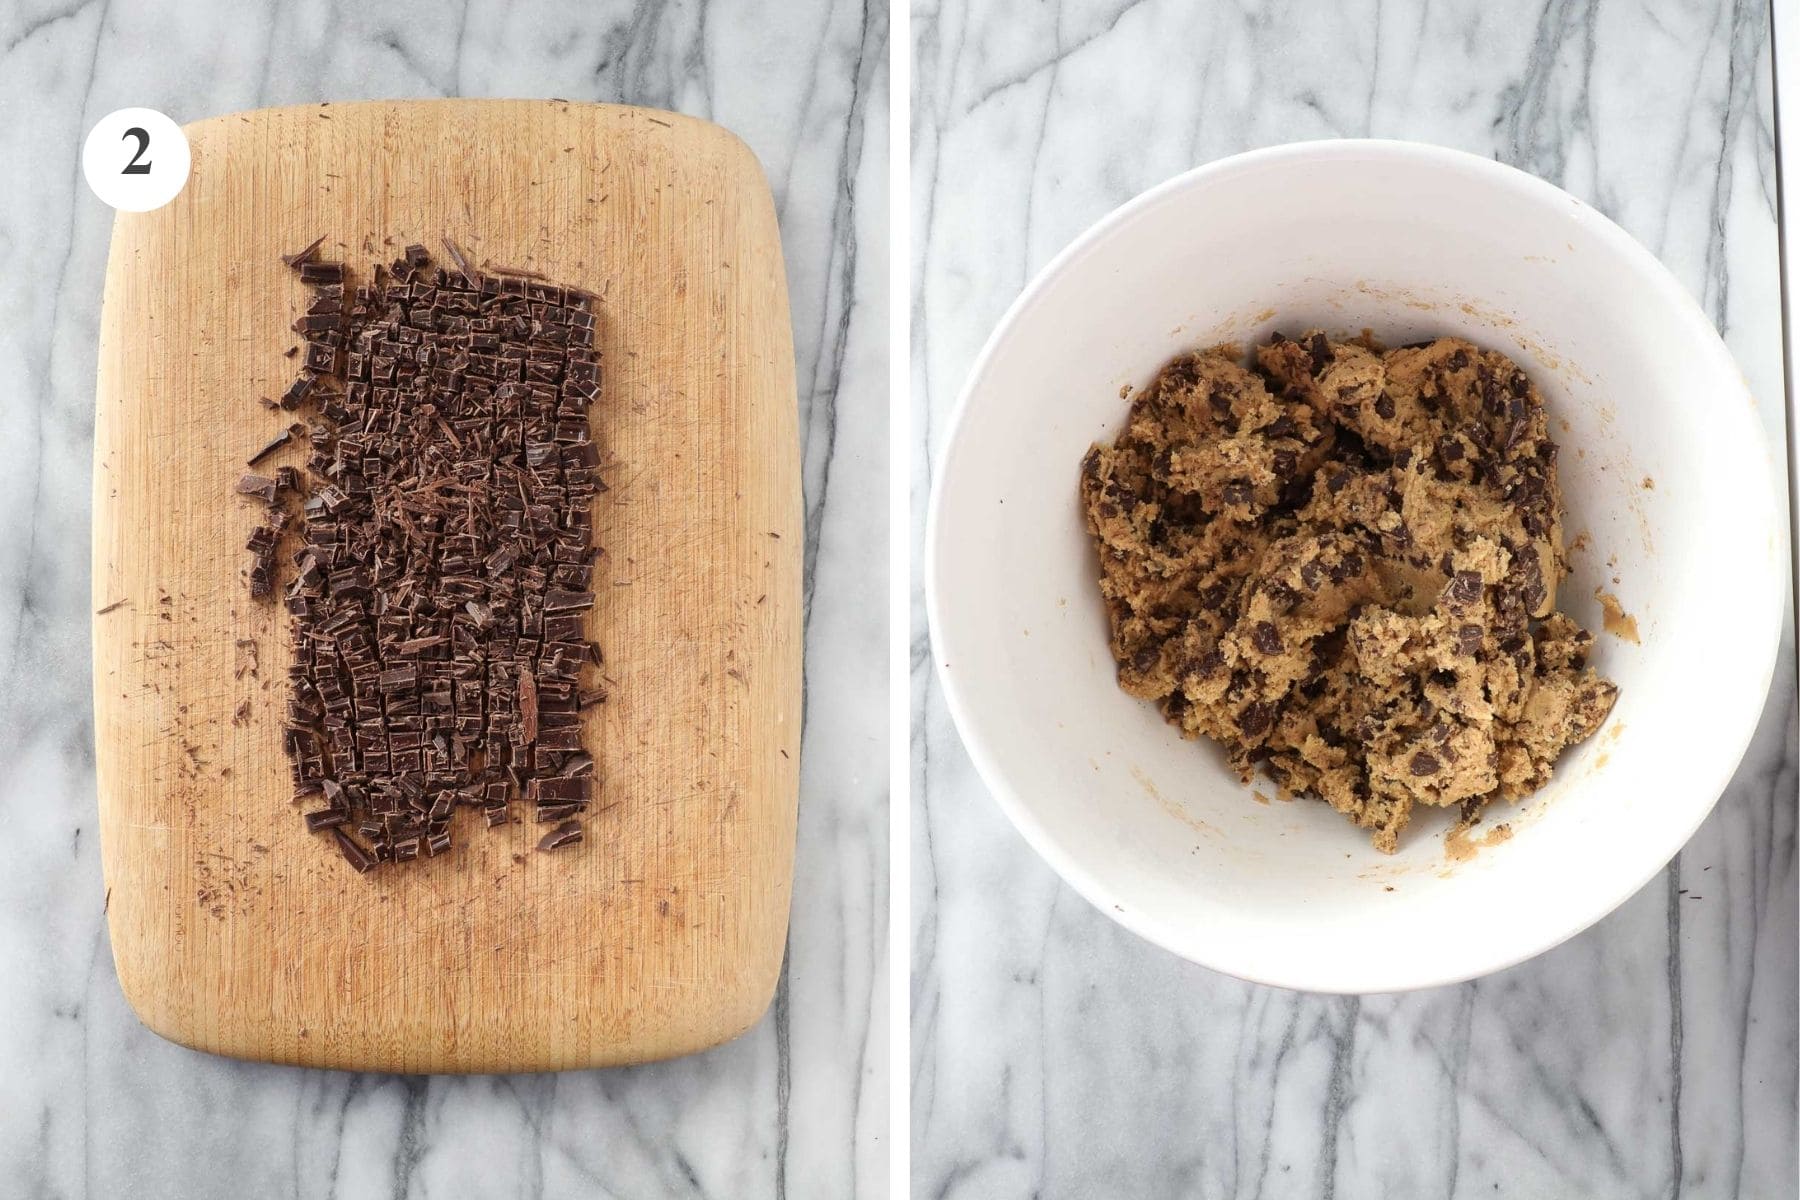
[{"left": 113, "top": 969, "right": 207, "bottom": 1057}]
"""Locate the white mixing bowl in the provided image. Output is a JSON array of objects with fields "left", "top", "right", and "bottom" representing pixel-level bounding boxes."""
[{"left": 925, "top": 140, "right": 1784, "bottom": 993}]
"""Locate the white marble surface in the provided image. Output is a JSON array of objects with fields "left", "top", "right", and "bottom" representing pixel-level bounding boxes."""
[
  {"left": 0, "top": 2, "right": 887, "bottom": 1198},
  {"left": 912, "top": 1, "right": 1796, "bottom": 1196}
]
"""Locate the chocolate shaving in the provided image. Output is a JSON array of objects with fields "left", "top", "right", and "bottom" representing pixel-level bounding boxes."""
[
  {"left": 483, "top": 263, "right": 550, "bottom": 280},
  {"left": 519, "top": 662, "right": 538, "bottom": 744},
  {"left": 441, "top": 237, "right": 471, "bottom": 275},
  {"left": 537, "top": 820, "right": 583, "bottom": 851},
  {"left": 282, "top": 235, "right": 327, "bottom": 267},
  {"left": 247, "top": 428, "right": 294, "bottom": 466}
]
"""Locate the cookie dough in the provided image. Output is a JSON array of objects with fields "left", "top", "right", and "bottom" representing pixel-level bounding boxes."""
[{"left": 1080, "top": 332, "right": 1619, "bottom": 852}]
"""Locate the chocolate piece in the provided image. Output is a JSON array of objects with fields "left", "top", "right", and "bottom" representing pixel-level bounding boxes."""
[
  {"left": 534, "top": 775, "right": 591, "bottom": 803},
  {"left": 543, "top": 589, "right": 594, "bottom": 613},
  {"left": 534, "top": 726, "right": 585, "bottom": 752},
  {"left": 297, "top": 260, "right": 342, "bottom": 285},
  {"left": 280, "top": 376, "right": 315, "bottom": 410},
  {"left": 1307, "top": 332, "right": 1333, "bottom": 373},
  {"left": 1238, "top": 701, "right": 1275, "bottom": 739},
  {"left": 236, "top": 473, "right": 279, "bottom": 503},
  {"left": 1251, "top": 622, "right": 1283, "bottom": 656},
  {"left": 330, "top": 827, "right": 376, "bottom": 874},
  {"left": 1444, "top": 571, "right": 1483, "bottom": 610}
]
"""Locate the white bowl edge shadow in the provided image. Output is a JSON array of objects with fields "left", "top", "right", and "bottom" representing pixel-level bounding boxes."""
[{"left": 924, "top": 139, "right": 1786, "bottom": 994}]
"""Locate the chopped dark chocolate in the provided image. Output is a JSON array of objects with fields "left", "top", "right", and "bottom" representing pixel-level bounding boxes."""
[{"left": 235, "top": 244, "right": 605, "bottom": 871}]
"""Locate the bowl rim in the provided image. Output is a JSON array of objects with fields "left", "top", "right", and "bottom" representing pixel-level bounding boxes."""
[{"left": 923, "top": 137, "right": 1786, "bottom": 993}]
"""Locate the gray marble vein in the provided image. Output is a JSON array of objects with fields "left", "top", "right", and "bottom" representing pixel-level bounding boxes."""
[
  {"left": 0, "top": 1, "right": 888, "bottom": 1198},
  {"left": 911, "top": 0, "right": 1795, "bottom": 1197}
]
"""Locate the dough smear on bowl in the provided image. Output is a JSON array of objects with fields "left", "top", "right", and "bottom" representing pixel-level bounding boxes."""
[{"left": 1080, "top": 332, "right": 1619, "bottom": 852}]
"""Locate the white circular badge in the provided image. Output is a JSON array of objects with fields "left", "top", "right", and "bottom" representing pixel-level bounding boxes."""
[{"left": 82, "top": 108, "right": 190, "bottom": 212}]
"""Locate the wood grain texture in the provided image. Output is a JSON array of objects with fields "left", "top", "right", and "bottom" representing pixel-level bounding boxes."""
[{"left": 91, "top": 100, "right": 802, "bottom": 1073}]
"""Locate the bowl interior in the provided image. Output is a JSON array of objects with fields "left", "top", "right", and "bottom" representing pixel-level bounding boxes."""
[{"left": 927, "top": 143, "right": 1783, "bottom": 992}]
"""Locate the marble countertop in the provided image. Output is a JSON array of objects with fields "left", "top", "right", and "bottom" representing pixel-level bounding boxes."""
[
  {"left": 0, "top": 2, "right": 887, "bottom": 1198},
  {"left": 911, "top": 1, "right": 1796, "bottom": 1197}
]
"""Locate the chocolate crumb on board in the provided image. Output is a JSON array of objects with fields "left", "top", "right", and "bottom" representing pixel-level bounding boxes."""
[{"left": 234, "top": 242, "right": 606, "bottom": 872}]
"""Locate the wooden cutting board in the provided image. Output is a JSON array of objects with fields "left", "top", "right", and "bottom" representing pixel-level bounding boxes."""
[{"left": 91, "top": 100, "right": 802, "bottom": 1072}]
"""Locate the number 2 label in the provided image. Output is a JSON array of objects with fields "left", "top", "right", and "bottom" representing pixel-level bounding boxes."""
[
  {"left": 121, "top": 127, "right": 152, "bottom": 175},
  {"left": 83, "top": 109, "right": 189, "bottom": 212}
]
